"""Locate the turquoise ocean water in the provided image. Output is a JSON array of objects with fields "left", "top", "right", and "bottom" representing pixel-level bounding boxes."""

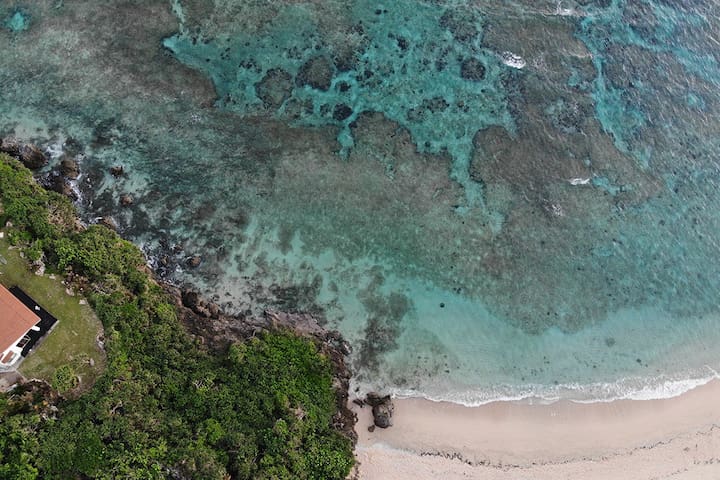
[{"left": 2, "top": 0, "right": 720, "bottom": 404}]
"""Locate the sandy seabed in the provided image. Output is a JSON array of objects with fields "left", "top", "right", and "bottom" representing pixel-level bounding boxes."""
[{"left": 351, "top": 380, "right": 720, "bottom": 479}]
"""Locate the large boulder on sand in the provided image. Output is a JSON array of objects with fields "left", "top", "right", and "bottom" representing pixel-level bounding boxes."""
[{"left": 366, "top": 392, "right": 394, "bottom": 428}]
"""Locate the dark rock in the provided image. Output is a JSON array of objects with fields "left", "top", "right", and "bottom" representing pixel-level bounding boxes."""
[
  {"left": 186, "top": 255, "right": 201, "bottom": 268},
  {"left": 255, "top": 68, "right": 294, "bottom": 109},
  {"left": 365, "top": 392, "right": 394, "bottom": 428},
  {"left": 396, "top": 37, "right": 409, "bottom": 51},
  {"left": 19, "top": 144, "right": 48, "bottom": 169},
  {"left": 333, "top": 104, "right": 353, "bottom": 121},
  {"left": 0, "top": 137, "right": 21, "bottom": 156},
  {"left": 353, "top": 398, "right": 366, "bottom": 408},
  {"left": 371, "top": 399, "right": 394, "bottom": 428},
  {"left": 60, "top": 157, "right": 80, "bottom": 179},
  {"left": 207, "top": 303, "right": 220, "bottom": 319},
  {"left": 119, "top": 194, "right": 133, "bottom": 206},
  {"left": 460, "top": 58, "right": 486, "bottom": 82},
  {"left": 99, "top": 216, "right": 118, "bottom": 231},
  {"left": 367, "top": 425, "right": 375, "bottom": 432},
  {"left": 46, "top": 174, "right": 76, "bottom": 199},
  {"left": 110, "top": 165, "right": 124, "bottom": 177},
  {"left": 365, "top": 392, "right": 389, "bottom": 407},
  {"left": 296, "top": 56, "right": 334, "bottom": 91},
  {"left": 421, "top": 96, "right": 450, "bottom": 113},
  {"left": 181, "top": 289, "right": 200, "bottom": 308}
]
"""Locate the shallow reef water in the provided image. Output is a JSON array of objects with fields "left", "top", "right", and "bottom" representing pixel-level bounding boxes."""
[{"left": 2, "top": 0, "right": 720, "bottom": 403}]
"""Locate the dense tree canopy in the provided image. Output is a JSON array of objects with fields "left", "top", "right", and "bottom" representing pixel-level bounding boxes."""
[{"left": 0, "top": 154, "right": 354, "bottom": 479}]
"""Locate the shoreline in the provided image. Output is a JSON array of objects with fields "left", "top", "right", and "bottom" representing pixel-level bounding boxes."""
[
  {"left": 351, "top": 379, "right": 720, "bottom": 479},
  {"left": 358, "top": 368, "right": 720, "bottom": 408}
]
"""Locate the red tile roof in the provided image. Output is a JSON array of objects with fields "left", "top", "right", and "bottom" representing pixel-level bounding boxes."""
[{"left": 0, "top": 284, "right": 39, "bottom": 358}]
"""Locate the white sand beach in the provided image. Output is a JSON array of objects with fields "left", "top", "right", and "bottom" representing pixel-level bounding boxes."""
[{"left": 352, "top": 380, "right": 720, "bottom": 479}]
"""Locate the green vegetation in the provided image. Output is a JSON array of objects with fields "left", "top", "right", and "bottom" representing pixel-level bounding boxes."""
[
  {"left": 0, "top": 237, "right": 105, "bottom": 388},
  {"left": 0, "top": 153, "right": 354, "bottom": 478}
]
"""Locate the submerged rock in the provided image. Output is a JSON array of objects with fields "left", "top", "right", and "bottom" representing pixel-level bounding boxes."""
[
  {"left": 255, "top": 68, "right": 294, "bottom": 109},
  {"left": 296, "top": 56, "right": 334, "bottom": 91},
  {"left": 333, "top": 104, "right": 353, "bottom": 121},
  {"left": 460, "top": 57, "right": 486, "bottom": 81},
  {"left": 439, "top": 9, "right": 479, "bottom": 43},
  {"left": 62, "top": 137, "right": 83, "bottom": 157}
]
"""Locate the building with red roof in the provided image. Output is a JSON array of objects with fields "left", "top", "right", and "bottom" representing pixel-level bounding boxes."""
[{"left": 0, "top": 284, "right": 41, "bottom": 367}]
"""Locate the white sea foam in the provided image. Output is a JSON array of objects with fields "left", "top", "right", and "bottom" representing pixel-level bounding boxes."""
[
  {"left": 501, "top": 52, "right": 526, "bottom": 69},
  {"left": 354, "top": 368, "right": 720, "bottom": 407},
  {"left": 569, "top": 177, "right": 591, "bottom": 185}
]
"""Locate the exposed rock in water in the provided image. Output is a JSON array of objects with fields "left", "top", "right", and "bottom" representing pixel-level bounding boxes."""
[
  {"left": 44, "top": 173, "right": 77, "bottom": 200},
  {"left": 119, "top": 194, "right": 134, "bottom": 206},
  {"left": 365, "top": 392, "right": 394, "bottom": 428},
  {"left": 19, "top": 144, "right": 48, "bottom": 169},
  {"left": 110, "top": 165, "right": 125, "bottom": 177},
  {"left": 0, "top": 138, "right": 47, "bottom": 169},
  {"left": 186, "top": 255, "right": 201, "bottom": 268},
  {"left": 296, "top": 56, "right": 334, "bottom": 91},
  {"left": 60, "top": 157, "right": 80, "bottom": 179},
  {"left": 255, "top": 68, "right": 294, "bottom": 109},
  {"left": 0, "top": 137, "right": 21, "bottom": 156}
]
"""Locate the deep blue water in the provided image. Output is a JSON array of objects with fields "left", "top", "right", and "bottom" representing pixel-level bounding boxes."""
[{"left": 2, "top": 0, "right": 720, "bottom": 403}]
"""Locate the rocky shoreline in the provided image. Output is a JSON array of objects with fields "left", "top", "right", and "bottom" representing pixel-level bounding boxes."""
[{"left": 0, "top": 135, "right": 360, "bottom": 446}]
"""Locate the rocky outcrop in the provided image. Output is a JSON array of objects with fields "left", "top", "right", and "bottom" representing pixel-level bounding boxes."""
[
  {"left": 59, "top": 157, "right": 80, "bottom": 179},
  {"left": 365, "top": 392, "right": 394, "bottom": 428},
  {"left": 44, "top": 173, "right": 77, "bottom": 200},
  {"left": 20, "top": 144, "right": 48, "bottom": 169},
  {"left": 119, "top": 194, "right": 134, "bottom": 206},
  {"left": 0, "top": 138, "right": 48, "bottom": 169}
]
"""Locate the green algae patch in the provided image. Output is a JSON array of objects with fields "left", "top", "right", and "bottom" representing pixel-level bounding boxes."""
[{"left": 0, "top": 238, "right": 105, "bottom": 390}]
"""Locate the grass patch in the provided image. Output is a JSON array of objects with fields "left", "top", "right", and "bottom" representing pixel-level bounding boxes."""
[{"left": 0, "top": 237, "right": 104, "bottom": 390}]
